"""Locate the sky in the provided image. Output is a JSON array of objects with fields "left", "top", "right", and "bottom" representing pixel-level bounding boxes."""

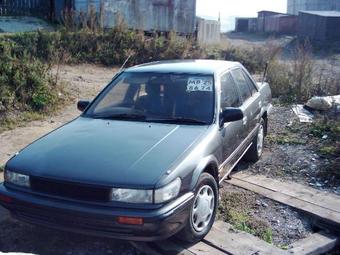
[{"left": 196, "top": 0, "right": 287, "bottom": 31}]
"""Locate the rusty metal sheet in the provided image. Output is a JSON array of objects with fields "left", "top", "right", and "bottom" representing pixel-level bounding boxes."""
[{"left": 101, "top": 0, "right": 196, "bottom": 34}]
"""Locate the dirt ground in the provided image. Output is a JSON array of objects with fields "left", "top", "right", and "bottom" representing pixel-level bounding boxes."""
[{"left": 222, "top": 32, "right": 295, "bottom": 49}]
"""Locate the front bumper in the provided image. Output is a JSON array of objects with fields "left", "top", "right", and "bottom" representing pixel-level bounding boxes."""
[{"left": 0, "top": 184, "right": 194, "bottom": 241}]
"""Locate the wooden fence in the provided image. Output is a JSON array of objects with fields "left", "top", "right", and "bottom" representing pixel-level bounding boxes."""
[{"left": 0, "top": 0, "right": 52, "bottom": 18}]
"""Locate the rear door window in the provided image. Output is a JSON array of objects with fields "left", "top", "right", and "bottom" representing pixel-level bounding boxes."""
[
  {"left": 242, "top": 70, "right": 258, "bottom": 95},
  {"left": 231, "top": 69, "right": 252, "bottom": 102},
  {"left": 220, "top": 72, "right": 241, "bottom": 108}
]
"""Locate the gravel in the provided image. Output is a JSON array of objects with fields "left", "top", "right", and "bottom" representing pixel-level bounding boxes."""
[
  {"left": 237, "top": 105, "right": 340, "bottom": 194},
  {"left": 219, "top": 184, "right": 313, "bottom": 247}
]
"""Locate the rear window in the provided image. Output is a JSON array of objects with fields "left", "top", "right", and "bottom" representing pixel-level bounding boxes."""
[
  {"left": 220, "top": 72, "right": 241, "bottom": 108},
  {"left": 231, "top": 69, "right": 252, "bottom": 102}
]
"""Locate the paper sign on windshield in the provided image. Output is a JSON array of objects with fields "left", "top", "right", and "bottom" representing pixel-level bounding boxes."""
[{"left": 187, "top": 77, "right": 213, "bottom": 92}]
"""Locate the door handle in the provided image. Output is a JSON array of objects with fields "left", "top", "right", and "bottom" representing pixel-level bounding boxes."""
[{"left": 243, "top": 116, "right": 248, "bottom": 125}]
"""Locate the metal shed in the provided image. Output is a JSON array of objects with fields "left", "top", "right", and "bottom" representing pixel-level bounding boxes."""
[
  {"left": 197, "top": 17, "right": 221, "bottom": 45},
  {"left": 298, "top": 11, "right": 340, "bottom": 41},
  {"left": 288, "top": 0, "right": 340, "bottom": 15},
  {"left": 0, "top": 0, "right": 54, "bottom": 19},
  {"left": 257, "top": 10, "right": 284, "bottom": 33},
  {"left": 235, "top": 17, "right": 257, "bottom": 33},
  {"left": 264, "top": 14, "right": 298, "bottom": 34},
  {"left": 56, "top": 0, "right": 196, "bottom": 34}
]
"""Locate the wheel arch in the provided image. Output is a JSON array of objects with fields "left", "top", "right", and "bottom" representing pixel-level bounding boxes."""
[
  {"left": 261, "top": 111, "right": 268, "bottom": 136},
  {"left": 189, "top": 155, "right": 219, "bottom": 190}
]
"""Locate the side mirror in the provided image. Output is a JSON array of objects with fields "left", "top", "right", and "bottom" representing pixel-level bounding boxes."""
[
  {"left": 77, "top": 100, "right": 90, "bottom": 112},
  {"left": 220, "top": 107, "right": 244, "bottom": 125}
]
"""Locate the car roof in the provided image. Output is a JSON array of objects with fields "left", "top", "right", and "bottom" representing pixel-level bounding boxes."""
[{"left": 125, "top": 60, "right": 241, "bottom": 75}]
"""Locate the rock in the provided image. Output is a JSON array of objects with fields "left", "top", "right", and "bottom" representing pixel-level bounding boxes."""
[
  {"left": 261, "top": 201, "right": 269, "bottom": 207},
  {"left": 272, "top": 219, "right": 280, "bottom": 224},
  {"left": 315, "top": 182, "right": 323, "bottom": 187},
  {"left": 305, "top": 96, "right": 333, "bottom": 111}
]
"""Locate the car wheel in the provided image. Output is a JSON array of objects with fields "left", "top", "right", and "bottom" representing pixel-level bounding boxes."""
[
  {"left": 244, "top": 118, "right": 265, "bottom": 162},
  {"left": 176, "top": 173, "right": 218, "bottom": 243}
]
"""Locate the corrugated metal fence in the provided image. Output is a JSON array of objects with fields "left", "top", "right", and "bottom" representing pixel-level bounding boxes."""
[{"left": 0, "top": 0, "right": 51, "bottom": 17}]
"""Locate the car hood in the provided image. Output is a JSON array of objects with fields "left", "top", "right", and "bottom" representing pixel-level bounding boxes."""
[{"left": 6, "top": 117, "right": 208, "bottom": 188}]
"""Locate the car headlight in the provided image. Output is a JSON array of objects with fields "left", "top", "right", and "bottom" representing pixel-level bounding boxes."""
[
  {"left": 110, "top": 178, "right": 182, "bottom": 204},
  {"left": 4, "top": 169, "right": 30, "bottom": 188},
  {"left": 110, "top": 188, "right": 153, "bottom": 204},
  {"left": 154, "top": 178, "right": 181, "bottom": 204}
]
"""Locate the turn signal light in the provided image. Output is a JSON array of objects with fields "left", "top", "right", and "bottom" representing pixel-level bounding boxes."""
[
  {"left": 0, "top": 194, "right": 12, "bottom": 203},
  {"left": 117, "top": 216, "right": 144, "bottom": 225}
]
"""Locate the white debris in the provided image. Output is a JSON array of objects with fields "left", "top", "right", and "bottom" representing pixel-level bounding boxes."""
[
  {"left": 292, "top": 105, "right": 314, "bottom": 123},
  {"left": 306, "top": 95, "right": 340, "bottom": 111},
  {"left": 322, "top": 135, "right": 328, "bottom": 139}
]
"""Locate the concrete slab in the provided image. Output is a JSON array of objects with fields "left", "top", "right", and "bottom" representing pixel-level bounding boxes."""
[{"left": 0, "top": 16, "right": 54, "bottom": 33}]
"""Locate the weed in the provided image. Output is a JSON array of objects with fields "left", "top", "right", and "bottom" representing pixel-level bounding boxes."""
[
  {"left": 319, "top": 146, "right": 337, "bottom": 157},
  {"left": 267, "top": 133, "right": 306, "bottom": 145},
  {"left": 261, "top": 228, "right": 273, "bottom": 244},
  {"left": 309, "top": 119, "right": 340, "bottom": 140},
  {"left": 219, "top": 192, "right": 273, "bottom": 244},
  {"left": 278, "top": 244, "right": 289, "bottom": 250}
]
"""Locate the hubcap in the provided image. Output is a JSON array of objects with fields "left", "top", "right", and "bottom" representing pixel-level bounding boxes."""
[
  {"left": 191, "top": 185, "right": 215, "bottom": 232},
  {"left": 257, "top": 124, "right": 264, "bottom": 156}
]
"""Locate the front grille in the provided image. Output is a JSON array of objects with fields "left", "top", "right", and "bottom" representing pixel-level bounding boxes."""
[
  {"left": 14, "top": 206, "right": 133, "bottom": 236},
  {"left": 30, "top": 176, "right": 111, "bottom": 202}
]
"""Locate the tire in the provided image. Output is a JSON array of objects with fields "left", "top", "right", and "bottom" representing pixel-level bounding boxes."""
[
  {"left": 244, "top": 118, "right": 265, "bottom": 162},
  {"left": 176, "top": 173, "right": 218, "bottom": 243}
]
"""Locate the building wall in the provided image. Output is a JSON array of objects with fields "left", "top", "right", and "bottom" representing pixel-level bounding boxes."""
[
  {"left": 235, "top": 18, "right": 249, "bottom": 32},
  {"left": 257, "top": 11, "right": 283, "bottom": 32},
  {"left": 197, "top": 18, "right": 220, "bottom": 45},
  {"left": 248, "top": 18, "right": 258, "bottom": 32},
  {"left": 0, "top": 0, "right": 52, "bottom": 18},
  {"left": 265, "top": 15, "right": 298, "bottom": 34},
  {"left": 235, "top": 18, "right": 257, "bottom": 32},
  {"left": 288, "top": 0, "right": 340, "bottom": 15},
  {"left": 325, "top": 16, "right": 340, "bottom": 40},
  {"left": 71, "top": 0, "right": 196, "bottom": 34}
]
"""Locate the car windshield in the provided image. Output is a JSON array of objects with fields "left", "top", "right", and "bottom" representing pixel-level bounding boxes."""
[{"left": 84, "top": 72, "right": 215, "bottom": 124}]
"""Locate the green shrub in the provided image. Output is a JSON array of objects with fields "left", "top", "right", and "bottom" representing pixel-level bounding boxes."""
[
  {"left": 266, "top": 60, "right": 294, "bottom": 101},
  {"left": 0, "top": 29, "right": 209, "bottom": 67},
  {"left": 0, "top": 40, "right": 58, "bottom": 113},
  {"left": 222, "top": 46, "right": 267, "bottom": 73}
]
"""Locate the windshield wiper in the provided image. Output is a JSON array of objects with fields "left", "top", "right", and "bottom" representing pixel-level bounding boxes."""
[
  {"left": 148, "top": 117, "right": 208, "bottom": 125},
  {"left": 92, "top": 113, "right": 147, "bottom": 120}
]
